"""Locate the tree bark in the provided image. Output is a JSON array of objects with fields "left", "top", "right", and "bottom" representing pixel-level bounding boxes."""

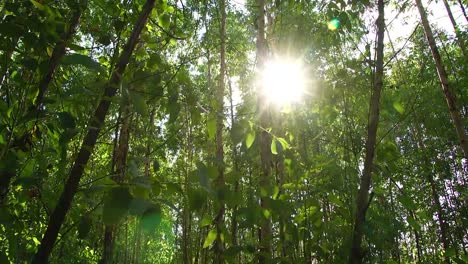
[
  {"left": 415, "top": 0, "right": 468, "bottom": 159},
  {"left": 349, "top": 0, "right": 385, "bottom": 263},
  {"left": 255, "top": 0, "right": 273, "bottom": 263},
  {"left": 457, "top": 0, "right": 468, "bottom": 23},
  {"left": 412, "top": 124, "right": 451, "bottom": 263},
  {"left": 442, "top": 0, "right": 468, "bottom": 61},
  {"left": 214, "top": 0, "right": 226, "bottom": 262},
  {"left": 32, "top": 1, "right": 155, "bottom": 262},
  {"left": 102, "top": 103, "right": 131, "bottom": 264},
  {"left": 33, "top": 9, "right": 82, "bottom": 110}
]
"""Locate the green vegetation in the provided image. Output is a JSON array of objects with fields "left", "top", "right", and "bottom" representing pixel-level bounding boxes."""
[{"left": 0, "top": 0, "right": 466, "bottom": 263}]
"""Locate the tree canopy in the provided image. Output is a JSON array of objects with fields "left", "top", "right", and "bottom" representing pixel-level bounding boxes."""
[{"left": 0, "top": 0, "right": 467, "bottom": 263}]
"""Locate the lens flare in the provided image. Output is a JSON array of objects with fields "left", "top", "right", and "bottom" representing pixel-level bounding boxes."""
[
  {"left": 328, "top": 18, "right": 340, "bottom": 31},
  {"left": 261, "top": 60, "right": 305, "bottom": 105}
]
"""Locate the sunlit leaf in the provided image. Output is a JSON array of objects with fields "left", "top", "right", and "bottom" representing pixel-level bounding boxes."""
[
  {"left": 246, "top": 132, "right": 255, "bottom": 149},
  {"left": 203, "top": 229, "right": 217, "bottom": 248},
  {"left": 207, "top": 116, "right": 216, "bottom": 140},
  {"left": 393, "top": 101, "right": 404, "bottom": 114},
  {"left": 271, "top": 139, "right": 278, "bottom": 155}
]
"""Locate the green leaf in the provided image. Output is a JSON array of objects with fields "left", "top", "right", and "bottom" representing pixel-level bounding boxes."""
[
  {"left": 188, "top": 188, "right": 206, "bottom": 211},
  {"left": 159, "top": 13, "right": 171, "bottom": 29},
  {"left": 199, "top": 215, "right": 212, "bottom": 227},
  {"left": 102, "top": 187, "right": 133, "bottom": 225},
  {"left": 445, "top": 248, "right": 456, "bottom": 258},
  {"left": 62, "top": 54, "right": 105, "bottom": 73},
  {"left": 77, "top": 216, "right": 92, "bottom": 239},
  {"left": 271, "top": 139, "right": 278, "bottom": 155},
  {"left": 130, "top": 91, "right": 148, "bottom": 116},
  {"left": 30, "top": 0, "right": 45, "bottom": 10},
  {"left": 276, "top": 137, "right": 289, "bottom": 150},
  {"left": 246, "top": 132, "right": 255, "bottom": 149},
  {"left": 58, "top": 111, "right": 76, "bottom": 129},
  {"left": 203, "top": 229, "right": 217, "bottom": 248},
  {"left": 140, "top": 204, "right": 162, "bottom": 232},
  {"left": 398, "top": 194, "right": 416, "bottom": 211},
  {"left": 407, "top": 217, "right": 421, "bottom": 230},
  {"left": 393, "top": 101, "right": 404, "bottom": 114},
  {"left": 207, "top": 116, "right": 216, "bottom": 140},
  {"left": 153, "top": 160, "right": 160, "bottom": 172}
]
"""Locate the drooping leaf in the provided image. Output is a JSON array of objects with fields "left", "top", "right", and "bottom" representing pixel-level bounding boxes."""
[
  {"left": 246, "top": 132, "right": 255, "bottom": 149},
  {"left": 207, "top": 116, "right": 216, "bottom": 140},
  {"left": 30, "top": 0, "right": 45, "bottom": 10},
  {"left": 140, "top": 204, "right": 162, "bottom": 232},
  {"left": 271, "top": 139, "right": 278, "bottom": 155},
  {"left": 102, "top": 187, "right": 133, "bottom": 225},
  {"left": 393, "top": 101, "right": 404, "bottom": 114},
  {"left": 130, "top": 91, "right": 148, "bottom": 116},
  {"left": 398, "top": 194, "right": 417, "bottom": 211},
  {"left": 159, "top": 13, "right": 171, "bottom": 29},
  {"left": 203, "top": 229, "right": 217, "bottom": 248},
  {"left": 77, "top": 216, "right": 92, "bottom": 239},
  {"left": 58, "top": 111, "right": 76, "bottom": 129},
  {"left": 153, "top": 160, "right": 160, "bottom": 172}
]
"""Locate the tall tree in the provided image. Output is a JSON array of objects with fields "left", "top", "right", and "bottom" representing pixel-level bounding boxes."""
[
  {"left": 255, "top": 0, "right": 273, "bottom": 262},
  {"left": 350, "top": 0, "right": 385, "bottom": 262},
  {"left": 441, "top": 0, "right": 467, "bottom": 60},
  {"left": 213, "top": 0, "right": 226, "bottom": 262},
  {"left": 32, "top": 0, "right": 156, "bottom": 262},
  {"left": 415, "top": 0, "right": 468, "bottom": 159}
]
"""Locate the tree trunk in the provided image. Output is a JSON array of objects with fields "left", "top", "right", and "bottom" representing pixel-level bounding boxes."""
[
  {"left": 102, "top": 103, "right": 131, "bottom": 264},
  {"left": 457, "top": 0, "right": 468, "bottom": 23},
  {"left": 442, "top": 0, "right": 468, "bottom": 61},
  {"left": 228, "top": 76, "right": 239, "bottom": 257},
  {"left": 412, "top": 123, "right": 451, "bottom": 263},
  {"left": 33, "top": 9, "right": 82, "bottom": 111},
  {"left": 31, "top": 1, "right": 155, "bottom": 262},
  {"left": 349, "top": 0, "right": 385, "bottom": 263},
  {"left": 256, "top": 0, "right": 273, "bottom": 262},
  {"left": 214, "top": 0, "right": 226, "bottom": 262},
  {"left": 415, "top": 0, "right": 468, "bottom": 159}
]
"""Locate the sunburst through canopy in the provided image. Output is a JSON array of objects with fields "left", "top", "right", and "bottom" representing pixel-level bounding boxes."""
[{"left": 260, "top": 59, "right": 306, "bottom": 105}]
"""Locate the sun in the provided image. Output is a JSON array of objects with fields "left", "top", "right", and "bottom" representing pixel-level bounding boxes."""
[{"left": 260, "top": 59, "right": 306, "bottom": 105}]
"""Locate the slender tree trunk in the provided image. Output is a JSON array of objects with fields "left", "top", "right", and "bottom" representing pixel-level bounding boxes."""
[
  {"left": 214, "top": 0, "right": 227, "bottom": 262},
  {"left": 412, "top": 124, "right": 451, "bottom": 263},
  {"left": 228, "top": 76, "right": 239, "bottom": 257},
  {"left": 256, "top": 0, "right": 273, "bottom": 262},
  {"left": 32, "top": 1, "right": 155, "bottom": 262},
  {"left": 102, "top": 103, "right": 131, "bottom": 264},
  {"left": 457, "top": 0, "right": 468, "bottom": 23},
  {"left": 415, "top": 0, "right": 468, "bottom": 159},
  {"left": 349, "top": 0, "right": 385, "bottom": 263},
  {"left": 34, "top": 9, "right": 82, "bottom": 111},
  {"left": 442, "top": 0, "right": 468, "bottom": 60}
]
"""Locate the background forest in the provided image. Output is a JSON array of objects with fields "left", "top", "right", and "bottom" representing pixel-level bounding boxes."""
[{"left": 0, "top": 0, "right": 467, "bottom": 263}]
